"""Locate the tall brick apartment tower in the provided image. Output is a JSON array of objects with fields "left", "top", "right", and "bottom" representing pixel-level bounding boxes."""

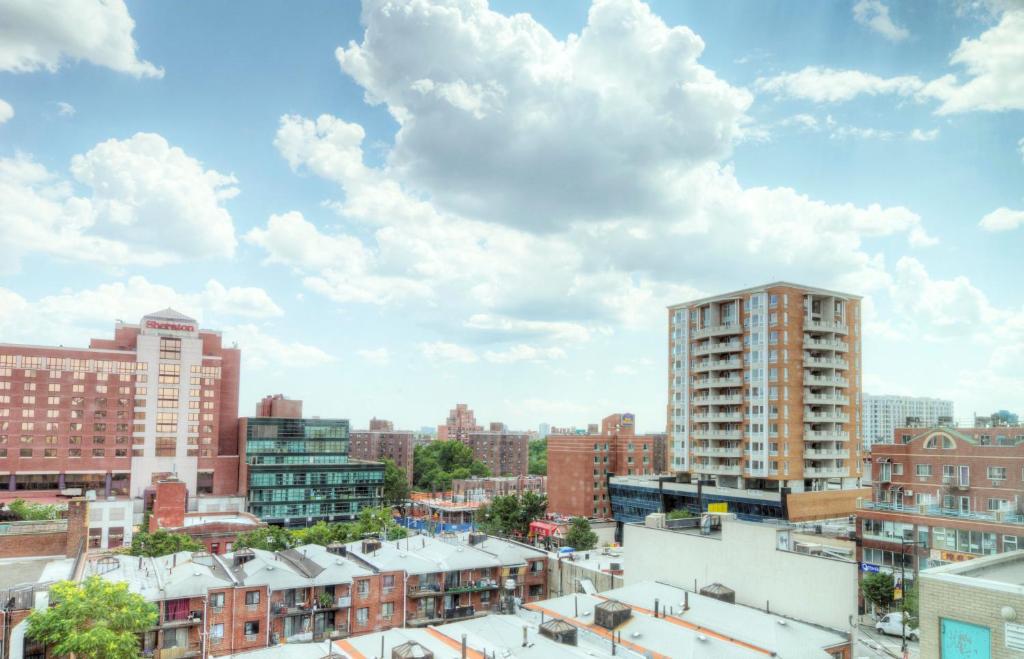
[
  {"left": 668, "top": 283, "right": 863, "bottom": 494},
  {"left": 0, "top": 309, "right": 241, "bottom": 498}
]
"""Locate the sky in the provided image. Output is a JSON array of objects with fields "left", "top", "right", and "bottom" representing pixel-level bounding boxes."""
[{"left": 0, "top": 0, "right": 1022, "bottom": 433}]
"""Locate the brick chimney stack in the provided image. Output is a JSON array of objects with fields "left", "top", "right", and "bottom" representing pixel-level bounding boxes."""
[
  {"left": 65, "top": 498, "right": 88, "bottom": 557},
  {"left": 150, "top": 479, "right": 188, "bottom": 531}
]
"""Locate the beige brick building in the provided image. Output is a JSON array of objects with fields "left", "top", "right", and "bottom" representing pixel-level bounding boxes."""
[
  {"left": 668, "top": 282, "right": 864, "bottom": 494},
  {"left": 920, "top": 550, "right": 1024, "bottom": 657}
]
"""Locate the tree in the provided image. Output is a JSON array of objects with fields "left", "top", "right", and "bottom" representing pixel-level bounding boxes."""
[
  {"left": 234, "top": 525, "right": 295, "bottom": 551},
  {"left": 351, "top": 506, "right": 408, "bottom": 541},
  {"left": 475, "top": 492, "right": 548, "bottom": 538},
  {"left": 27, "top": 576, "right": 158, "bottom": 659},
  {"left": 517, "top": 491, "right": 548, "bottom": 536},
  {"left": 8, "top": 498, "right": 59, "bottom": 521},
  {"left": 129, "top": 529, "right": 203, "bottom": 557},
  {"left": 860, "top": 572, "right": 895, "bottom": 611},
  {"left": 290, "top": 521, "right": 341, "bottom": 547},
  {"left": 903, "top": 579, "right": 919, "bottom": 628},
  {"left": 528, "top": 439, "right": 547, "bottom": 475},
  {"left": 564, "top": 517, "right": 598, "bottom": 551},
  {"left": 413, "top": 441, "right": 490, "bottom": 490},
  {"left": 382, "top": 459, "right": 411, "bottom": 508}
]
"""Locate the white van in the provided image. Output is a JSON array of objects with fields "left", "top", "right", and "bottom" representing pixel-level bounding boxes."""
[{"left": 875, "top": 611, "right": 919, "bottom": 641}]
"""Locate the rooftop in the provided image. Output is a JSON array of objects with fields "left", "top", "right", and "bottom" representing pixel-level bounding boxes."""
[
  {"left": 344, "top": 534, "right": 503, "bottom": 575},
  {"left": 668, "top": 281, "right": 862, "bottom": 309},
  {"left": 922, "top": 550, "right": 1024, "bottom": 593},
  {"left": 0, "top": 555, "right": 74, "bottom": 591}
]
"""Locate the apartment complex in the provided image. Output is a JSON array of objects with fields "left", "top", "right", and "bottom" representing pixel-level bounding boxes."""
[
  {"left": 0, "top": 309, "right": 241, "bottom": 498},
  {"left": 238, "top": 407, "right": 385, "bottom": 527},
  {"left": 862, "top": 394, "right": 954, "bottom": 447},
  {"left": 548, "top": 413, "right": 664, "bottom": 518},
  {"left": 342, "top": 533, "right": 547, "bottom": 626},
  {"left": 858, "top": 426, "right": 1024, "bottom": 581},
  {"left": 350, "top": 419, "right": 416, "bottom": 485},
  {"left": 437, "top": 403, "right": 481, "bottom": 441},
  {"left": 466, "top": 428, "right": 529, "bottom": 476},
  {"left": 668, "top": 282, "right": 863, "bottom": 493}
]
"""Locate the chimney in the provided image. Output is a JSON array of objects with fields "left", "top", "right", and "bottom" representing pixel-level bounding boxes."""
[
  {"left": 65, "top": 498, "right": 88, "bottom": 557},
  {"left": 151, "top": 479, "right": 188, "bottom": 530}
]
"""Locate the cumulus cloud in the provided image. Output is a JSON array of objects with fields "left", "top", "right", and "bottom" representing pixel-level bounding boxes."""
[
  {"left": 909, "top": 128, "right": 940, "bottom": 141},
  {"left": 0, "top": 0, "right": 162, "bottom": 77},
  {"left": 756, "top": 67, "right": 924, "bottom": 103},
  {"left": 979, "top": 207, "right": 1024, "bottom": 231},
  {"left": 0, "top": 99, "right": 12, "bottom": 123},
  {"left": 420, "top": 341, "right": 479, "bottom": 364},
  {"left": 56, "top": 101, "right": 76, "bottom": 117},
  {"left": 0, "top": 134, "right": 239, "bottom": 272},
  {"left": 463, "top": 314, "right": 593, "bottom": 344},
  {"left": 853, "top": 0, "right": 910, "bottom": 41},
  {"left": 483, "top": 344, "right": 567, "bottom": 364},
  {"left": 0, "top": 276, "right": 284, "bottom": 346},
  {"left": 223, "top": 324, "right": 335, "bottom": 369},
  {"left": 357, "top": 347, "right": 391, "bottom": 365}
]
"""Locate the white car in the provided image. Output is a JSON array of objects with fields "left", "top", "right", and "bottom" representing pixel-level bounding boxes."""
[{"left": 875, "top": 611, "right": 919, "bottom": 641}]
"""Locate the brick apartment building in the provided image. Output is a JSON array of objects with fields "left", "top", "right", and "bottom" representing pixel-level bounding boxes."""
[
  {"left": 669, "top": 283, "right": 865, "bottom": 508},
  {"left": 239, "top": 400, "right": 384, "bottom": 527},
  {"left": 350, "top": 418, "right": 416, "bottom": 485},
  {"left": 466, "top": 426, "right": 529, "bottom": 477},
  {"left": 548, "top": 413, "right": 665, "bottom": 518},
  {"left": 857, "top": 425, "right": 1024, "bottom": 584},
  {"left": 437, "top": 403, "right": 481, "bottom": 442},
  {"left": 148, "top": 478, "right": 265, "bottom": 555},
  {"left": 0, "top": 309, "right": 241, "bottom": 499}
]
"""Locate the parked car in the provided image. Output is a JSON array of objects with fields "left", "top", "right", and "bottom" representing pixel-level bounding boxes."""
[{"left": 875, "top": 611, "right": 919, "bottom": 641}]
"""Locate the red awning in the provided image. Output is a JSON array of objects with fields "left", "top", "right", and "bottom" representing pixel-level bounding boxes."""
[{"left": 530, "top": 520, "right": 559, "bottom": 537}]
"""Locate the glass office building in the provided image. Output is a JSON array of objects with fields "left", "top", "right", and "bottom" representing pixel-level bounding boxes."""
[{"left": 241, "top": 417, "right": 384, "bottom": 527}]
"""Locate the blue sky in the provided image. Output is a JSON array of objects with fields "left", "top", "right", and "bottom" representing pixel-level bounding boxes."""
[{"left": 1, "top": 0, "right": 1022, "bottom": 433}]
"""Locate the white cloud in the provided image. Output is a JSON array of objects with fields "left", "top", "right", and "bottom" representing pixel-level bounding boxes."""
[
  {"left": 420, "top": 341, "right": 479, "bottom": 364},
  {"left": 830, "top": 124, "right": 896, "bottom": 141},
  {"left": 0, "top": 99, "right": 12, "bottom": 123},
  {"left": 979, "top": 207, "right": 1024, "bottom": 231},
  {"left": 357, "top": 347, "right": 391, "bottom": 365},
  {"left": 853, "top": 0, "right": 910, "bottom": 42},
  {"left": 483, "top": 344, "right": 567, "bottom": 364},
  {"left": 0, "top": 0, "right": 162, "bottom": 78},
  {"left": 921, "top": 9, "right": 1024, "bottom": 114},
  {"left": 778, "top": 113, "right": 819, "bottom": 130},
  {"left": 1019, "top": 137, "right": 1024, "bottom": 161},
  {"left": 909, "top": 128, "right": 940, "bottom": 141},
  {"left": 223, "top": 324, "right": 335, "bottom": 370},
  {"left": 888, "top": 257, "right": 1005, "bottom": 339},
  {"left": 463, "top": 314, "right": 593, "bottom": 344},
  {"left": 612, "top": 364, "right": 639, "bottom": 375},
  {"left": 56, "top": 101, "right": 76, "bottom": 117},
  {"left": 756, "top": 67, "right": 924, "bottom": 103},
  {"left": 0, "top": 276, "right": 284, "bottom": 346},
  {"left": 0, "top": 134, "right": 239, "bottom": 272}
]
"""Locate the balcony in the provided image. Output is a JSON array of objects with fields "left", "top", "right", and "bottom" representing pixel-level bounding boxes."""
[
  {"left": 271, "top": 602, "right": 312, "bottom": 617},
  {"left": 804, "top": 393, "right": 849, "bottom": 405},
  {"left": 691, "top": 341, "right": 743, "bottom": 355},
  {"left": 692, "top": 324, "right": 743, "bottom": 339},
  {"left": 409, "top": 583, "right": 443, "bottom": 598},
  {"left": 804, "top": 375, "right": 849, "bottom": 387},
  {"left": 444, "top": 605, "right": 477, "bottom": 620},
  {"left": 804, "top": 449, "right": 849, "bottom": 459},
  {"left": 691, "top": 429, "right": 743, "bottom": 441},
  {"left": 804, "top": 430, "right": 849, "bottom": 441},
  {"left": 444, "top": 579, "right": 499, "bottom": 595},
  {"left": 803, "top": 338, "right": 848, "bottom": 352},
  {"left": 160, "top": 612, "right": 203, "bottom": 629},
  {"left": 804, "top": 467, "right": 849, "bottom": 478},
  {"left": 691, "top": 446, "right": 743, "bottom": 458},
  {"left": 803, "top": 357, "right": 849, "bottom": 369},
  {"left": 858, "top": 500, "right": 1024, "bottom": 526},
  {"left": 692, "top": 394, "right": 744, "bottom": 405},
  {"left": 692, "top": 376, "right": 743, "bottom": 389},
  {"left": 690, "top": 412, "right": 743, "bottom": 423},
  {"left": 803, "top": 319, "right": 849, "bottom": 334},
  {"left": 407, "top": 614, "right": 445, "bottom": 627},
  {"left": 695, "top": 463, "right": 742, "bottom": 476},
  {"left": 804, "top": 411, "right": 850, "bottom": 423}
]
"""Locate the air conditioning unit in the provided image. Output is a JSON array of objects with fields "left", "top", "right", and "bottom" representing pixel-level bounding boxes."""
[{"left": 905, "top": 490, "right": 913, "bottom": 496}]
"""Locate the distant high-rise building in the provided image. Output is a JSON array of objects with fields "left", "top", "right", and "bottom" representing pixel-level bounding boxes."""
[
  {"left": 466, "top": 429, "right": 529, "bottom": 477},
  {"left": 862, "top": 394, "right": 954, "bottom": 446},
  {"left": 437, "top": 403, "right": 482, "bottom": 442},
  {"left": 669, "top": 282, "right": 864, "bottom": 497},
  {"left": 254, "top": 393, "right": 303, "bottom": 419},
  {"left": 538, "top": 423, "right": 550, "bottom": 438},
  {"left": 350, "top": 419, "right": 416, "bottom": 485}
]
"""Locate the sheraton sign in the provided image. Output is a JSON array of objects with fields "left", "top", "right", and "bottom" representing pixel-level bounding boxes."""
[{"left": 145, "top": 320, "right": 196, "bottom": 332}]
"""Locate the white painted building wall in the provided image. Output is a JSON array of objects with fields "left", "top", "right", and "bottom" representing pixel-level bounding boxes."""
[
  {"left": 624, "top": 514, "right": 858, "bottom": 631},
  {"left": 86, "top": 498, "right": 135, "bottom": 549}
]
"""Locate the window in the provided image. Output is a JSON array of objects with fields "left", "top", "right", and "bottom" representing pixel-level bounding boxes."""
[
  {"left": 244, "top": 621, "right": 259, "bottom": 637},
  {"left": 356, "top": 608, "right": 369, "bottom": 624},
  {"left": 210, "top": 623, "right": 224, "bottom": 640},
  {"left": 160, "top": 338, "right": 182, "bottom": 360},
  {"left": 987, "top": 466, "right": 1007, "bottom": 481},
  {"left": 357, "top": 580, "right": 369, "bottom": 597},
  {"left": 988, "top": 499, "right": 1009, "bottom": 511},
  {"left": 382, "top": 602, "right": 394, "bottom": 620},
  {"left": 915, "top": 464, "right": 933, "bottom": 477},
  {"left": 245, "top": 590, "right": 260, "bottom": 606},
  {"left": 383, "top": 574, "right": 395, "bottom": 592},
  {"left": 155, "top": 437, "right": 176, "bottom": 457}
]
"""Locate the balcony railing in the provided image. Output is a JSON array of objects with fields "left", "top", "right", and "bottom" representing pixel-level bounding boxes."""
[
  {"left": 804, "top": 430, "right": 849, "bottom": 441},
  {"left": 804, "top": 393, "right": 850, "bottom": 405},
  {"left": 695, "top": 463, "right": 742, "bottom": 475},
  {"left": 858, "top": 500, "right": 1024, "bottom": 526},
  {"left": 804, "top": 449, "right": 849, "bottom": 459},
  {"left": 803, "top": 319, "right": 849, "bottom": 334},
  {"left": 691, "top": 446, "right": 743, "bottom": 458},
  {"left": 804, "top": 467, "right": 849, "bottom": 478},
  {"left": 803, "top": 338, "right": 849, "bottom": 351},
  {"left": 692, "top": 324, "right": 743, "bottom": 339},
  {"left": 802, "top": 357, "right": 850, "bottom": 369},
  {"left": 691, "top": 341, "right": 743, "bottom": 355},
  {"left": 804, "top": 375, "right": 849, "bottom": 387},
  {"left": 690, "top": 412, "right": 744, "bottom": 422},
  {"left": 444, "top": 580, "right": 499, "bottom": 595},
  {"left": 444, "top": 606, "right": 476, "bottom": 620},
  {"left": 690, "top": 429, "right": 743, "bottom": 440},
  {"left": 804, "top": 411, "right": 850, "bottom": 423},
  {"left": 692, "top": 394, "right": 744, "bottom": 405}
]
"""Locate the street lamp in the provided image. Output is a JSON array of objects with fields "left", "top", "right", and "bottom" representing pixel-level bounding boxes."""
[{"left": 897, "top": 536, "right": 924, "bottom": 655}]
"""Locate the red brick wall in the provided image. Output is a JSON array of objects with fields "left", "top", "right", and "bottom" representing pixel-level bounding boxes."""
[
  {"left": 151, "top": 479, "right": 187, "bottom": 530},
  {"left": 350, "top": 571, "right": 406, "bottom": 634},
  {"left": 0, "top": 530, "right": 68, "bottom": 558}
]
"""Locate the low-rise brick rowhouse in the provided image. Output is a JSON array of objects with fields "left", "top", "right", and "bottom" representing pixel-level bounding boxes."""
[{"left": 857, "top": 425, "right": 1024, "bottom": 594}]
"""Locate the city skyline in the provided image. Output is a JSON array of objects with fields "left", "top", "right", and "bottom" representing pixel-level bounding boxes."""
[{"left": 1, "top": 0, "right": 1022, "bottom": 432}]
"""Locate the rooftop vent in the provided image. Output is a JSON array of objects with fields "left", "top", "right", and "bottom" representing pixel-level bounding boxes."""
[
  {"left": 539, "top": 619, "right": 578, "bottom": 646},
  {"left": 467, "top": 531, "right": 488, "bottom": 546},
  {"left": 361, "top": 538, "right": 382, "bottom": 554},
  {"left": 392, "top": 641, "right": 434, "bottom": 658},
  {"left": 594, "top": 599, "right": 631, "bottom": 630},
  {"left": 699, "top": 582, "right": 735, "bottom": 604}
]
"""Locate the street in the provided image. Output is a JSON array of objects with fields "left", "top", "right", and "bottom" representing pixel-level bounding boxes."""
[{"left": 855, "top": 624, "right": 920, "bottom": 659}]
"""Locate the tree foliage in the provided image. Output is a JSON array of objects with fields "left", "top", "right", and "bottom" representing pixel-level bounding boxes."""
[
  {"left": 8, "top": 498, "right": 60, "bottom": 521},
  {"left": 382, "top": 458, "right": 411, "bottom": 507},
  {"left": 234, "top": 525, "right": 296, "bottom": 551},
  {"left": 666, "top": 509, "right": 693, "bottom": 519},
  {"left": 129, "top": 529, "right": 204, "bottom": 557},
  {"left": 564, "top": 517, "right": 598, "bottom": 550},
  {"left": 475, "top": 492, "right": 548, "bottom": 538},
  {"left": 528, "top": 439, "right": 547, "bottom": 475},
  {"left": 413, "top": 440, "right": 489, "bottom": 490},
  {"left": 238, "top": 508, "right": 409, "bottom": 550},
  {"left": 27, "top": 576, "right": 158, "bottom": 659},
  {"left": 860, "top": 572, "right": 895, "bottom": 610}
]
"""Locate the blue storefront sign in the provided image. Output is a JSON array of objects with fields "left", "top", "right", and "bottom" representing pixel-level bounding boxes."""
[{"left": 860, "top": 562, "right": 880, "bottom": 573}]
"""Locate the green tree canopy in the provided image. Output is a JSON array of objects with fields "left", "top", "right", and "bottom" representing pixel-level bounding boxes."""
[
  {"left": 247, "top": 508, "right": 410, "bottom": 550},
  {"left": 476, "top": 492, "right": 548, "bottom": 538},
  {"left": 528, "top": 439, "right": 547, "bottom": 475},
  {"left": 129, "top": 529, "right": 204, "bottom": 557},
  {"left": 564, "top": 517, "right": 598, "bottom": 551},
  {"left": 413, "top": 441, "right": 489, "bottom": 490},
  {"left": 27, "top": 576, "right": 158, "bottom": 659},
  {"left": 234, "top": 525, "right": 295, "bottom": 551},
  {"left": 860, "top": 572, "right": 895, "bottom": 610},
  {"left": 382, "top": 458, "right": 411, "bottom": 507},
  {"left": 8, "top": 498, "right": 60, "bottom": 521}
]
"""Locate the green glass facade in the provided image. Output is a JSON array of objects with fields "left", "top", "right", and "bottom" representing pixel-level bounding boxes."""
[{"left": 244, "top": 417, "right": 384, "bottom": 526}]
